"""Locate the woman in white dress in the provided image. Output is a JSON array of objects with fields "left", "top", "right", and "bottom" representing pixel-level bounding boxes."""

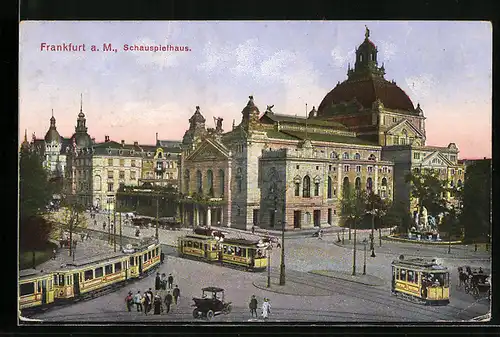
[{"left": 261, "top": 298, "right": 271, "bottom": 320}]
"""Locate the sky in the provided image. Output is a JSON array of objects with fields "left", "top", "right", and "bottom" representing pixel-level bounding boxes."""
[{"left": 19, "top": 21, "right": 492, "bottom": 159}]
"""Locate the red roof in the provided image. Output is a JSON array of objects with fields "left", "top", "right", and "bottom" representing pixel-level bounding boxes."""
[{"left": 317, "top": 77, "right": 415, "bottom": 116}]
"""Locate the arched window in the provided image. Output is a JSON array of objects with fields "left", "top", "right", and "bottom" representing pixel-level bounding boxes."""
[
  {"left": 303, "top": 176, "right": 311, "bottom": 198},
  {"left": 236, "top": 168, "right": 243, "bottom": 193},
  {"left": 359, "top": 54, "right": 363, "bottom": 62},
  {"left": 381, "top": 177, "right": 387, "bottom": 198},
  {"left": 219, "top": 169, "right": 225, "bottom": 196},
  {"left": 355, "top": 177, "right": 361, "bottom": 190},
  {"left": 354, "top": 153, "right": 361, "bottom": 160},
  {"left": 457, "top": 179, "right": 463, "bottom": 188},
  {"left": 327, "top": 176, "right": 333, "bottom": 199},
  {"left": 196, "top": 170, "right": 203, "bottom": 194},
  {"left": 366, "top": 177, "right": 373, "bottom": 192},
  {"left": 207, "top": 169, "right": 214, "bottom": 197},
  {"left": 343, "top": 152, "right": 349, "bottom": 160},
  {"left": 330, "top": 151, "right": 338, "bottom": 159},
  {"left": 368, "top": 154, "right": 376, "bottom": 161},
  {"left": 94, "top": 175, "right": 102, "bottom": 191},
  {"left": 294, "top": 182, "right": 300, "bottom": 196},
  {"left": 343, "top": 177, "right": 350, "bottom": 195}
]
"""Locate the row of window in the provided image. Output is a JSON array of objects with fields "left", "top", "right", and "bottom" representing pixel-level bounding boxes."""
[
  {"left": 298, "top": 164, "right": 391, "bottom": 174},
  {"left": 293, "top": 176, "right": 389, "bottom": 198},
  {"left": 185, "top": 169, "right": 225, "bottom": 196},
  {"left": 328, "top": 152, "right": 378, "bottom": 161},
  {"left": 107, "top": 170, "right": 137, "bottom": 180},
  {"left": 19, "top": 279, "right": 54, "bottom": 296},
  {"left": 413, "top": 167, "right": 463, "bottom": 176}
]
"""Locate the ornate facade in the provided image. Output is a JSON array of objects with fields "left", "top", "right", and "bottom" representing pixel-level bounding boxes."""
[{"left": 179, "top": 28, "right": 464, "bottom": 231}]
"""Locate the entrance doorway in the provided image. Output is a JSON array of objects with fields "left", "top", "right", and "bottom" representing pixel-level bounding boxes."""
[
  {"left": 269, "top": 210, "right": 275, "bottom": 228},
  {"left": 253, "top": 209, "right": 260, "bottom": 226},
  {"left": 313, "top": 210, "right": 321, "bottom": 227},
  {"left": 327, "top": 208, "right": 332, "bottom": 225},
  {"left": 293, "top": 210, "right": 301, "bottom": 229}
]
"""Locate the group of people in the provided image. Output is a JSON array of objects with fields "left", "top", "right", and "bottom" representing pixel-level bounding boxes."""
[
  {"left": 249, "top": 295, "right": 271, "bottom": 320},
  {"left": 125, "top": 272, "right": 180, "bottom": 315}
]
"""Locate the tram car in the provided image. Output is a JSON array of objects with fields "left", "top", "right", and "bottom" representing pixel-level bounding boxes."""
[
  {"left": 391, "top": 256, "right": 450, "bottom": 305},
  {"left": 177, "top": 227, "right": 268, "bottom": 271},
  {"left": 19, "top": 238, "right": 161, "bottom": 315},
  {"left": 19, "top": 269, "right": 56, "bottom": 310}
]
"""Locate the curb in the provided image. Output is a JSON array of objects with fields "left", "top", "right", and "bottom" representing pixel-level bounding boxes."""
[
  {"left": 383, "top": 235, "right": 463, "bottom": 245},
  {"left": 330, "top": 240, "right": 491, "bottom": 261},
  {"left": 308, "top": 270, "right": 385, "bottom": 287},
  {"left": 252, "top": 280, "right": 333, "bottom": 297}
]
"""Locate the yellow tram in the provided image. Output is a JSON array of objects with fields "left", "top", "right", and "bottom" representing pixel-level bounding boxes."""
[
  {"left": 177, "top": 228, "right": 268, "bottom": 271},
  {"left": 19, "top": 269, "right": 56, "bottom": 310},
  {"left": 220, "top": 238, "right": 268, "bottom": 271},
  {"left": 391, "top": 256, "right": 450, "bottom": 305},
  {"left": 19, "top": 239, "right": 161, "bottom": 313}
]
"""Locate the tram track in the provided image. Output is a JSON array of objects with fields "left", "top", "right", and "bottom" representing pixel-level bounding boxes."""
[{"left": 268, "top": 269, "right": 482, "bottom": 321}]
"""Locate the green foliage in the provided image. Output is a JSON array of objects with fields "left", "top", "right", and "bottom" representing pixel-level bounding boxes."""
[
  {"left": 19, "top": 216, "right": 53, "bottom": 250},
  {"left": 340, "top": 183, "right": 368, "bottom": 228},
  {"left": 460, "top": 160, "right": 491, "bottom": 242},
  {"left": 19, "top": 150, "right": 53, "bottom": 221},
  {"left": 383, "top": 201, "right": 412, "bottom": 233},
  {"left": 366, "top": 192, "right": 391, "bottom": 228},
  {"left": 405, "top": 170, "right": 447, "bottom": 217},
  {"left": 440, "top": 207, "right": 461, "bottom": 240}
]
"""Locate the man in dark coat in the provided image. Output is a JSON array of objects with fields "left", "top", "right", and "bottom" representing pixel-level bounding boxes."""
[
  {"left": 153, "top": 293, "right": 163, "bottom": 315},
  {"left": 172, "top": 285, "right": 180, "bottom": 304},
  {"left": 125, "top": 291, "right": 133, "bottom": 312},
  {"left": 155, "top": 272, "right": 161, "bottom": 291},
  {"left": 160, "top": 252, "right": 165, "bottom": 264},
  {"left": 249, "top": 295, "right": 258, "bottom": 318},
  {"left": 168, "top": 273, "right": 174, "bottom": 289},
  {"left": 145, "top": 288, "right": 154, "bottom": 314},
  {"left": 164, "top": 291, "right": 173, "bottom": 313}
]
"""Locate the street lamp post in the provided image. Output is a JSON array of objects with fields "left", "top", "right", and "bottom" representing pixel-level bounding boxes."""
[
  {"left": 107, "top": 200, "right": 111, "bottom": 244},
  {"left": 119, "top": 211, "right": 123, "bottom": 250},
  {"left": 279, "top": 220, "right": 285, "bottom": 286},
  {"left": 156, "top": 195, "right": 159, "bottom": 240},
  {"left": 113, "top": 205, "right": 116, "bottom": 252},
  {"left": 267, "top": 245, "right": 271, "bottom": 288},
  {"left": 342, "top": 228, "right": 345, "bottom": 244},
  {"left": 352, "top": 218, "right": 357, "bottom": 276},
  {"left": 370, "top": 209, "right": 376, "bottom": 257},
  {"left": 379, "top": 228, "right": 382, "bottom": 247},
  {"left": 362, "top": 238, "right": 367, "bottom": 275}
]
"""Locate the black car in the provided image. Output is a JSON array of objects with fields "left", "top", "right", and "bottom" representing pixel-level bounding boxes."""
[{"left": 192, "top": 287, "right": 232, "bottom": 320}]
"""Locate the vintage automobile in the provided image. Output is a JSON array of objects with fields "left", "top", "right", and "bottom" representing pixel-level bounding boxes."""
[{"left": 192, "top": 287, "right": 232, "bottom": 320}]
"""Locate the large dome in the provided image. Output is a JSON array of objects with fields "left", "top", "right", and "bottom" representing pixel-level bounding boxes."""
[
  {"left": 70, "top": 132, "right": 93, "bottom": 148},
  {"left": 317, "top": 77, "right": 415, "bottom": 116}
]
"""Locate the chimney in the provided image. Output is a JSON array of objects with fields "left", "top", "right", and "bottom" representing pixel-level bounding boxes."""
[
  {"left": 134, "top": 141, "right": 139, "bottom": 146},
  {"left": 121, "top": 140, "right": 125, "bottom": 146},
  {"left": 105, "top": 135, "right": 110, "bottom": 142}
]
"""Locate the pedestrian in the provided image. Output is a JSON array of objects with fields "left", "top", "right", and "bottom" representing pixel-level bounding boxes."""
[
  {"left": 252, "top": 225, "right": 255, "bottom": 234},
  {"left": 160, "top": 251, "right": 165, "bottom": 264},
  {"left": 80, "top": 233, "right": 85, "bottom": 242},
  {"left": 164, "top": 291, "right": 173, "bottom": 313},
  {"left": 147, "top": 288, "right": 154, "bottom": 313},
  {"left": 155, "top": 272, "right": 161, "bottom": 291},
  {"left": 161, "top": 273, "right": 167, "bottom": 292},
  {"left": 249, "top": 295, "right": 258, "bottom": 318},
  {"left": 261, "top": 298, "right": 271, "bottom": 320},
  {"left": 103, "top": 222, "right": 106, "bottom": 231},
  {"left": 318, "top": 229, "right": 323, "bottom": 240},
  {"left": 134, "top": 291, "right": 143, "bottom": 312},
  {"left": 125, "top": 291, "right": 133, "bottom": 312},
  {"left": 87, "top": 232, "right": 91, "bottom": 241},
  {"left": 143, "top": 290, "right": 151, "bottom": 315},
  {"left": 168, "top": 273, "right": 174, "bottom": 289},
  {"left": 52, "top": 248, "right": 57, "bottom": 260},
  {"left": 153, "top": 293, "right": 163, "bottom": 315},
  {"left": 94, "top": 219, "right": 97, "bottom": 227},
  {"left": 172, "top": 285, "right": 180, "bottom": 305}
]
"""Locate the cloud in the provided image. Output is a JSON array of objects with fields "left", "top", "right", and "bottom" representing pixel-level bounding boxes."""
[
  {"left": 379, "top": 40, "right": 398, "bottom": 61},
  {"left": 405, "top": 74, "right": 436, "bottom": 101},
  {"left": 330, "top": 47, "right": 356, "bottom": 68},
  {"left": 197, "top": 41, "right": 233, "bottom": 73}
]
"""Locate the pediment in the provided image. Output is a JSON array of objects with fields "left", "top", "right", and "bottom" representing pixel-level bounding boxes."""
[
  {"left": 186, "top": 139, "right": 230, "bottom": 162},
  {"left": 386, "top": 119, "right": 424, "bottom": 138},
  {"left": 420, "top": 151, "right": 453, "bottom": 167}
]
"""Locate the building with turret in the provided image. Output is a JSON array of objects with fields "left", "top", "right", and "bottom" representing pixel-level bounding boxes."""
[{"left": 179, "top": 27, "right": 465, "bottom": 231}]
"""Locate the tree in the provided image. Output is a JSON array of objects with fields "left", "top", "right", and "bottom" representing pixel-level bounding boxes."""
[
  {"left": 459, "top": 160, "right": 491, "bottom": 242},
  {"left": 19, "top": 149, "right": 53, "bottom": 222},
  {"left": 366, "top": 192, "right": 390, "bottom": 228},
  {"left": 340, "top": 183, "right": 369, "bottom": 232},
  {"left": 46, "top": 195, "right": 87, "bottom": 255},
  {"left": 440, "top": 207, "right": 461, "bottom": 241},
  {"left": 383, "top": 201, "right": 412, "bottom": 234},
  {"left": 405, "top": 170, "right": 448, "bottom": 225}
]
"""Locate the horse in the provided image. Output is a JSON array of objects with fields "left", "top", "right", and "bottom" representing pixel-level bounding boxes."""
[{"left": 457, "top": 267, "right": 468, "bottom": 289}]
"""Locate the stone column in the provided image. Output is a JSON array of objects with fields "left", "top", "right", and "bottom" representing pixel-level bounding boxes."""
[
  {"left": 226, "top": 161, "right": 232, "bottom": 228},
  {"left": 194, "top": 205, "right": 199, "bottom": 226},
  {"left": 207, "top": 207, "right": 212, "bottom": 228}
]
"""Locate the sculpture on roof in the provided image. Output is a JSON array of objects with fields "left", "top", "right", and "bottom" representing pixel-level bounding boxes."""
[
  {"left": 266, "top": 105, "right": 274, "bottom": 113},
  {"left": 365, "top": 25, "right": 370, "bottom": 39}
]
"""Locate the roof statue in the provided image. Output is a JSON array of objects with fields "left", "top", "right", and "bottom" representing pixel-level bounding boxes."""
[
  {"left": 365, "top": 25, "right": 370, "bottom": 39},
  {"left": 266, "top": 105, "right": 274, "bottom": 113}
]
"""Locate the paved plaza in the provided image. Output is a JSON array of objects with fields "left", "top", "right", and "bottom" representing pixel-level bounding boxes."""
[{"left": 25, "top": 211, "right": 491, "bottom": 323}]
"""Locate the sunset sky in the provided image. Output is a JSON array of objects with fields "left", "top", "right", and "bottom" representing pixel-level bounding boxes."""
[{"left": 19, "top": 21, "right": 491, "bottom": 159}]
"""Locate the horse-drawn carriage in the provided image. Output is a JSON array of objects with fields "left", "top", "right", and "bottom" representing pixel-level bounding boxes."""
[
  {"left": 192, "top": 287, "right": 232, "bottom": 320},
  {"left": 158, "top": 217, "right": 182, "bottom": 231},
  {"left": 457, "top": 266, "right": 490, "bottom": 300}
]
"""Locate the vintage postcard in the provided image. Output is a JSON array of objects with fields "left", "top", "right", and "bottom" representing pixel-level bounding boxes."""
[{"left": 18, "top": 21, "right": 491, "bottom": 324}]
